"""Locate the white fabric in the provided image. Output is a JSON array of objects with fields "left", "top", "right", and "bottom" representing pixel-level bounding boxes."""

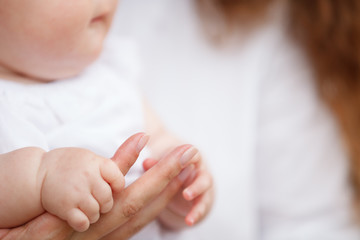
[
  {"left": 112, "top": 0, "right": 360, "bottom": 239},
  {"left": 0, "top": 38, "right": 161, "bottom": 240}
]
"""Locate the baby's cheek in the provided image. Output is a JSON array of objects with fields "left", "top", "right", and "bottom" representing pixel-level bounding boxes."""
[{"left": 26, "top": 1, "right": 92, "bottom": 51}]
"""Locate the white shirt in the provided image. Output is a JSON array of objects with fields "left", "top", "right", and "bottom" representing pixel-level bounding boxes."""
[
  {"left": 112, "top": 1, "right": 360, "bottom": 239},
  {"left": 0, "top": 38, "right": 162, "bottom": 240}
]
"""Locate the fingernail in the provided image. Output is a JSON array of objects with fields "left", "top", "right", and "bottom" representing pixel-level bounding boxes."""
[
  {"left": 178, "top": 165, "right": 193, "bottom": 182},
  {"left": 136, "top": 134, "right": 149, "bottom": 154},
  {"left": 180, "top": 147, "right": 198, "bottom": 167},
  {"left": 186, "top": 217, "right": 195, "bottom": 226}
]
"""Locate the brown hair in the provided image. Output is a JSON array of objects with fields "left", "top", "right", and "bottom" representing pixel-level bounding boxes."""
[{"left": 198, "top": 0, "right": 360, "bottom": 214}]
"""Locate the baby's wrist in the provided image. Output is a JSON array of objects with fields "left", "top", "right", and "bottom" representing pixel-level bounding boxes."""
[{"left": 36, "top": 149, "right": 51, "bottom": 198}]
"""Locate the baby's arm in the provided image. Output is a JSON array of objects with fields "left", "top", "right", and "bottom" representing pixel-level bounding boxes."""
[
  {"left": 0, "top": 147, "right": 125, "bottom": 232},
  {"left": 0, "top": 147, "right": 46, "bottom": 228}
]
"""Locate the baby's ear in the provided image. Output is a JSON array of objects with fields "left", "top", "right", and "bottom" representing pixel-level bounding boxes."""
[{"left": 111, "top": 133, "right": 149, "bottom": 175}]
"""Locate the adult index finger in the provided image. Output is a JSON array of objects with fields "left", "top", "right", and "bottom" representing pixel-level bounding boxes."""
[
  {"left": 111, "top": 133, "right": 149, "bottom": 175},
  {"left": 117, "top": 144, "right": 198, "bottom": 218},
  {"left": 77, "top": 145, "right": 199, "bottom": 239}
]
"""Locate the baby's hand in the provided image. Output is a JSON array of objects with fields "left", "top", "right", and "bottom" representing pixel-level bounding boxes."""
[
  {"left": 39, "top": 148, "right": 124, "bottom": 232},
  {"left": 143, "top": 145, "right": 214, "bottom": 229}
]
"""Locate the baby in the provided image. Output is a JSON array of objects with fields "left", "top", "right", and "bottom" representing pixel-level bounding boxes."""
[{"left": 0, "top": 0, "right": 213, "bottom": 236}]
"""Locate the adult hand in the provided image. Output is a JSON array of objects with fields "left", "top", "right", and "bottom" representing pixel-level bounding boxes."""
[
  {"left": 0, "top": 133, "right": 197, "bottom": 240},
  {"left": 142, "top": 150, "right": 214, "bottom": 230},
  {"left": 97, "top": 144, "right": 197, "bottom": 240}
]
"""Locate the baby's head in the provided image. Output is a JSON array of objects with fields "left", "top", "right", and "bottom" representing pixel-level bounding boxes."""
[{"left": 0, "top": 0, "right": 117, "bottom": 82}]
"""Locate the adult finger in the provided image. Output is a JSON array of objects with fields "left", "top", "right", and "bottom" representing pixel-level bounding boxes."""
[
  {"left": 185, "top": 186, "right": 215, "bottom": 226},
  {"left": 111, "top": 133, "right": 149, "bottom": 175},
  {"left": 1, "top": 213, "right": 73, "bottom": 240},
  {"left": 100, "top": 167, "right": 192, "bottom": 240},
  {"left": 117, "top": 145, "right": 197, "bottom": 211},
  {"left": 183, "top": 170, "right": 213, "bottom": 201},
  {"left": 142, "top": 158, "right": 158, "bottom": 171},
  {"left": 73, "top": 145, "right": 198, "bottom": 240}
]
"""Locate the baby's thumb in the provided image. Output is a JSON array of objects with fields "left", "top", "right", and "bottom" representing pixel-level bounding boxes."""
[{"left": 111, "top": 133, "right": 149, "bottom": 175}]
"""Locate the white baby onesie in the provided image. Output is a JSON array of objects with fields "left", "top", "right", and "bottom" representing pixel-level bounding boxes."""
[{"left": 0, "top": 38, "right": 162, "bottom": 240}]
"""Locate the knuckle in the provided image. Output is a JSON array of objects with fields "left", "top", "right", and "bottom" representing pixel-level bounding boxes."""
[
  {"left": 122, "top": 201, "right": 141, "bottom": 218},
  {"left": 104, "top": 193, "right": 114, "bottom": 206},
  {"left": 103, "top": 158, "right": 116, "bottom": 169},
  {"left": 102, "top": 159, "right": 123, "bottom": 178},
  {"left": 82, "top": 197, "right": 99, "bottom": 212},
  {"left": 160, "top": 169, "right": 177, "bottom": 183},
  {"left": 73, "top": 148, "right": 95, "bottom": 160},
  {"left": 101, "top": 198, "right": 113, "bottom": 213},
  {"left": 116, "top": 175, "right": 126, "bottom": 190},
  {"left": 90, "top": 212, "right": 100, "bottom": 223},
  {"left": 73, "top": 218, "right": 89, "bottom": 232},
  {"left": 100, "top": 191, "right": 113, "bottom": 205},
  {"left": 93, "top": 182, "right": 111, "bottom": 200},
  {"left": 81, "top": 170, "right": 91, "bottom": 179}
]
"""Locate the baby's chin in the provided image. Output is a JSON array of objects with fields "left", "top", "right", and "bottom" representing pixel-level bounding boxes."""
[
  {"left": 26, "top": 53, "right": 102, "bottom": 82},
  {"left": 21, "top": 66, "right": 88, "bottom": 83},
  {"left": 10, "top": 39, "right": 106, "bottom": 83},
  {"left": 23, "top": 67, "right": 86, "bottom": 83}
]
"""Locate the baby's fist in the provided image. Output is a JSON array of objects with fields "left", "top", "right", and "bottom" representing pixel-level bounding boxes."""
[
  {"left": 40, "top": 148, "right": 125, "bottom": 232},
  {"left": 68, "top": 158, "right": 124, "bottom": 232},
  {"left": 98, "top": 158, "right": 125, "bottom": 212}
]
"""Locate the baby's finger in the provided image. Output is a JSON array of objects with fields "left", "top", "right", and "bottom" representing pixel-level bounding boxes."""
[
  {"left": 100, "top": 171, "right": 186, "bottom": 240},
  {"left": 100, "top": 159, "right": 124, "bottom": 193},
  {"left": 111, "top": 133, "right": 149, "bottom": 175},
  {"left": 66, "top": 208, "right": 90, "bottom": 232},
  {"left": 185, "top": 187, "right": 214, "bottom": 226},
  {"left": 78, "top": 196, "right": 100, "bottom": 224},
  {"left": 71, "top": 145, "right": 197, "bottom": 239},
  {"left": 183, "top": 170, "right": 213, "bottom": 201},
  {"left": 142, "top": 158, "right": 159, "bottom": 171},
  {"left": 91, "top": 181, "right": 113, "bottom": 214}
]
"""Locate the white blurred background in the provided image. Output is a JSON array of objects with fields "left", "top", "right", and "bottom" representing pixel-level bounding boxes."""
[
  {"left": 109, "top": 0, "right": 360, "bottom": 239},
  {"left": 111, "top": 1, "right": 253, "bottom": 239},
  {"left": 113, "top": 0, "right": 264, "bottom": 239}
]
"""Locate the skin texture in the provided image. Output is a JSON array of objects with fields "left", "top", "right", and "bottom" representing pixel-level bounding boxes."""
[
  {"left": 0, "top": 147, "right": 124, "bottom": 232},
  {"left": 0, "top": 0, "right": 117, "bottom": 81},
  {"left": 0, "top": 0, "right": 215, "bottom": 238},
  {"left": 40, "top": 148, "right": 125, "bottom": 232},
  {"left": 142, "top": 102, "right": 214, "bottom": 230},
  {"left": 143, "top": 155, "right": 214, "bottom": 229},
  {"left": 0, "top": 133, "right": 203, "bottom": 240}
]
